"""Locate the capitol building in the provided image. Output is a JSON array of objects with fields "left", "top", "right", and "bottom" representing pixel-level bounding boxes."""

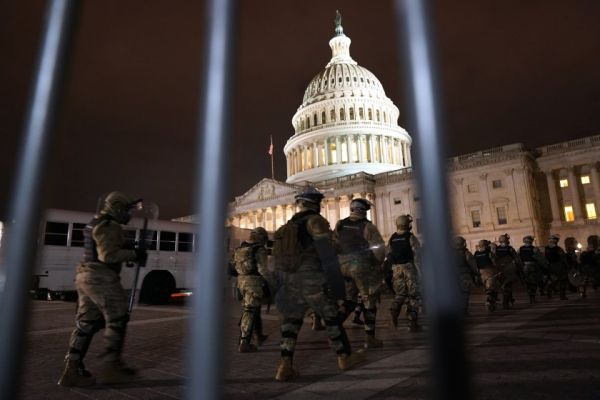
[{"left": 214, "top": 17, "right": 600, "bottom": 250}]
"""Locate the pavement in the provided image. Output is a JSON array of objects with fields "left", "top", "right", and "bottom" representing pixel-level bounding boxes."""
[{"left": 17, "top": 287, "right": 600, "bottom": 399}]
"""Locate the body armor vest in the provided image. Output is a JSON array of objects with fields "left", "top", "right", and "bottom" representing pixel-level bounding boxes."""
[
  {"left": 474, "top": 250, "right": 493, "bottom": 268},
  {"left": 82, "top": 215, "right": 113, "bottom": 263},
  {"left": 545, "top": 246, "right": 561, "bottom": 263},
  {"left": 336, "top": 218, "right": 369, "bottom": 255},
  {"left": 388, "top": 232, "right": 414, "bottom": 264},
  {"left": 495, "top": 245, "right": 513, "bottom": 259},
  {"left": 519, "top": 245, "right": 535, "bottom": 262}
]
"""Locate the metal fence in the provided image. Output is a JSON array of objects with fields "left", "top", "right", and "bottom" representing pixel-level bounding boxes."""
[{"left": 0, "top": 0, "right": 468, "bottom": 399}]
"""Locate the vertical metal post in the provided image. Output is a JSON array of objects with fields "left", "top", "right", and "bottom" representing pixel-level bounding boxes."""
[
  {"left": 186, "top": 0, "right": 237, "bottom": 399},
  {"left": 0, "top": 1, "right": 77, "bottom": 398},
  {"left": 393, "top": 1, "right": 470, "bottom": 399}
]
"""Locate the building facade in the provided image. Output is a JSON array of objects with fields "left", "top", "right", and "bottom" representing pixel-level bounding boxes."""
[{"left": 183, "top": 16, "right": 600, "bottom": 250}]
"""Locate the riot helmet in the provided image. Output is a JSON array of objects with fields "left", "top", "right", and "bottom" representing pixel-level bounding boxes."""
[
  {"left": 395, "top": 214, "right": 413, "bottom": 231},
  {"left": 522, "top": 235, "right": 534, "bottom": 246},
  {"left": 454, "top": 236, "right": 467, "bottom": 250},
  {"left": 294, "top": 186, "right": 324, "bottom": 211},
  {"left": 547, "top": 234, "right": 560, "bottom": 247},
  {"left": 587, "top": 235, "right": 599, "bottom": 250},
  {"left": 249, "top": 227, "right": 268, "bottom": 244},
  {"left": 476, "top": 239, "right": 490, "bottom": 252},
  {"left": 498, "top": 234, "right": 510, "bottom": 247},
  {"left": 349, "top": 198, "right": 371, "bottom": 218},
  {"left": 101, "top": 191, "right": 141, "bottom": 224}
]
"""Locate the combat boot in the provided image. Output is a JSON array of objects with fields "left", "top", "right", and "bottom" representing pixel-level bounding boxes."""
[
  {"left": 239, "top": 342, "right": 258, "bottom": 353},
  {"left": 96, "top": 360, "right": 136, "bottom": 385},
  {"left": 364, "top": 335, "right": 383, "bottom": 349},
  {"left": 275, "top": 357, "right": 297, "bottom": 381},
  {"left": 57, "top": 360, "right": 96, "bottom": 387},
  {"left": 338, "top": 349, "right": 366, "bottom": 371},
  {"left": 311, "top": 315, "right": 325, "bottom": 331}
]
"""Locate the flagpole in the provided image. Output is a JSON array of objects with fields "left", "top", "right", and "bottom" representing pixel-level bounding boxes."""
[{"left": 270, "top": 134, "right": 275, "bottom": 180}]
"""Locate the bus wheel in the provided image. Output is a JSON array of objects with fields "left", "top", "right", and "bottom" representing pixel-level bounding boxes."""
[{"left": 140, "top": 271, "right": 175, "bottom": 305}]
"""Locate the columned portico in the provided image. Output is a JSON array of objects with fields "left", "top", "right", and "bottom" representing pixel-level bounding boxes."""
[
  {"left": 567, "top": 166, "right": 584, "bottom": 223},
  {"left": 544, "top": 170, "right": 561, "bottom": 224}
]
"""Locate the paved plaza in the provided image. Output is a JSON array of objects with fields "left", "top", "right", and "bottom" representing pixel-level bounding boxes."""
[{"left": 19, "top": 287, "right": 600, "bottom": 399}]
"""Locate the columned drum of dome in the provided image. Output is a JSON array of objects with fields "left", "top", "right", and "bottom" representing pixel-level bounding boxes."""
[{"left": 284, "top": 13, "right": 412, "bottom": 184}]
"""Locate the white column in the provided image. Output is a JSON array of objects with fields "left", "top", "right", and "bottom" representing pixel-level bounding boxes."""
[
  {"left": 312, "top": 143, "right": 318, "bottom": 168},
  {"left": 358, "top": 135, "right": 365, "bottom": 163},
  {"left": 323, "top": 140, "right": 330, "bottom": 166},
  {"left": 368, "top": 135, "right": 375, "bottom": 163},
  {"left": 479, "top": 173, "right": 493, "bottom": 228},
  {"left": 398, "top": 140, "right": 405, "bottom": 166},
  {"left": 544, "top": 170, "right": 561, "bottom": 224},
  {"left": 381, "top": 137, "right": 388, "bottom": 163},
  {"left": 346, "top": 136, "right": 352, "bottom": 163},
  {"left": 588, "top": 163, "right": 600, "bottom": 217},
  {"left": 271, "top": 206, "right": 278, "bottom": 230},
  {"left": 504, "top": 168, "right": 521, "bottom": 223},
  {"left": 253, "top": 211, "right": 258, "bottom": 229},
  {"left": 568, "top": 166, "right": 584, "bottom": 222},
  {"left": 454, "top": 178, "right": 469, "bottom": 231},
  {"left": 406, "top": 144, "right": 412, "bottom": 166},
  {"left": 335, "top": 136, "right": 342, "bottom": 164}
]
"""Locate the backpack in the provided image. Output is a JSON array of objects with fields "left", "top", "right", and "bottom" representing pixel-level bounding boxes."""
[
  {"left": 272, "top": 219, "right": 302, "bottom": 272},
  {"left": 233, "top": 243, "right": 260, "bottom": 275}
]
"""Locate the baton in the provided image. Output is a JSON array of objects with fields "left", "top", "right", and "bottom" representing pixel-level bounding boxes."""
[{"left": 128, "top": 217, "right": 148, "bottom": 313}]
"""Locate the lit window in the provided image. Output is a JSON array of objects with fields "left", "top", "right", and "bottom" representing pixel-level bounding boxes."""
[
  {"left": 471, "top": 210, "right": 481, "bottom": 228},
  {"left": 467, "top": 184, "right": 478, "bottom": 193},
  {"left": 341, "top": 139, "right": 348, "bottom": 163},
  {"left": 559, "top": 179, "right": 569, "bottom": 188},
  {"left": 492, "top": 179, "right": 502, "bottom": 189},
  {"left": 497, "top": 207, "right": 507, "bottom": 225},
  {"left": 564, "top": 206, "right": 574, "bottom": 222},
  {"left": 586, "top": 203, "right": 597, "bottom": 219},
  {"left": 330, "top": 142, "right": 337, "bottom": 163},
  {"left": 581, "top": 176, "right": 591, "bottom": 184}
]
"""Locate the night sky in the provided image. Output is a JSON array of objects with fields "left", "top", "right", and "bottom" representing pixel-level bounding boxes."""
[{"left": 1, "top": 1, "right": 599, "bottom": 220}]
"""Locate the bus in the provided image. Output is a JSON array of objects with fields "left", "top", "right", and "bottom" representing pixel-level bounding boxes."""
[{"left": 33, "top": 208, "right": 198, "bottom": 304}]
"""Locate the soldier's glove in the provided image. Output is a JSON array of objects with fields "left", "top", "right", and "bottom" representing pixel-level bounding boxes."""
[{"left": 135, "top": 248, "right": 148, "bottom": 266}]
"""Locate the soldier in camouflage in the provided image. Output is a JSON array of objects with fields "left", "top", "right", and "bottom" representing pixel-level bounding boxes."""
[
  {"left": 492, "top": 234, "right": 521, "bottom": 309},
  {"left": 518, "top": 236, "right": 545, "bottom": 304},
  {"left": 333, "top": 198, "right": 386, "bottom": 348},
  {"left": 387, "top": 215, "right": 422, "bottom": 332},
  {"left": 541, "top": 234, "right": 569, "bottom": 300},
  {"left": 58, "top": 192, "right": 147, "bottom": 387},
  {"left": 233, "top": 227, "right": 270, "bottom": 352},
  {"left": 454, "top": 237, "right": 482, "bottom": 315},
  {"left": 274, "top": 187, "right": 365, "bottom": 381},
  {"left": 474, "top": 240, "right": 500, "bottom": 311},
  {"left": 580, "top": 235, "right": 600, "bottom": 298}
]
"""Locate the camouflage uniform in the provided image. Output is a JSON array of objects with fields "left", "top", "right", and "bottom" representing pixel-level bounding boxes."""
[
  {"left": 518, "top": 237, "right": 545, "bottom": 304},
  {"left": 579, "top": 236, "right": 600, "bottom": 298},
  {"left": 474, "top": 240, "right": 500, "bottom": 311},
  {"left": 333, "top": 203, "right": 385, "bottom": 347},
  {"left": 59, "top": 192, "right": 143, "bottom": 387},
  {"left": 542, "top": 236, "right": 568, "bottom": 300},
  {"left": 274, "top": 187, "right": 364, "bottom": 381},
  {"left": 454, "top": 238, "right": 481, "bottom": 315},
  {"left": 492, "top": 236, "right": 521, "bottom": 309},
  {"left": 233, "top": 227, "right": 270, "bottom": 352},
  {"left": 387, "top": 215, "right": 422, "bottom": 332}
]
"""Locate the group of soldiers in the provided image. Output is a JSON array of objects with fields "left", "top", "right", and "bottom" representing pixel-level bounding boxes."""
[{"left": 231, "top": 186, "right": 600, "bottom": 381}]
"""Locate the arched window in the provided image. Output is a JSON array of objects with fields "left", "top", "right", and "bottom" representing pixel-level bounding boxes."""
[
  {"left": 383, "top": 112, "right": 387, "bottom": 123},
  {"left": 321, "top": 110, "right": 326, "bottom": 124},
  {"left": 313, "top": 113, "right": 318, "bottom": 127},
  {"left": 376, "top": 110, "right": 380, "bottom": 122},
  {"left": 359, "top": 107, "right": 364, "bottom": 119},
  {"left": 340, "top": 108, "right": 346, "bottom": 121},
  {"left": 300, "top": 120, "right": 305, "bottom": 130},
  {"left": 306, "top": 116, "right": 311, "bottom": 129},
  {"left": 330, "top": 109, "right": 336, "bottom": 122},
  {"left": 349, "top": 107, "right": 355, "bottom": 120},
  {"left": 368, "top": 109, "right": 373, "bottom": 120}
]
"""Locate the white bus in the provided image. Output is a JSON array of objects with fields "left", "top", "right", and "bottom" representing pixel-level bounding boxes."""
[{"left": 33, "top": 208, "right": 197, "bottom": 304}]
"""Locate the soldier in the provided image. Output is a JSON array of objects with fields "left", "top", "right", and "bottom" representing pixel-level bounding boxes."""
[
  {"left": 387, "top": 215, "right": 422, "bottom": 332},
  {"left": 233, "top": 227, "right": 270, "bottom": 352},
  {"left": 518, "top": 236, "right": 545, "bottom": 304},
  {"left": 492, "top": 234, "right": 521, "bottom": 309},
  {"left": 273, "top": 187, "right": 365, "bottom": 381},
  {"left": 579, "top": 235, "right": 600, "bottom": 297},
  {"left": 333, "top": 198, "right": 386, "bottom": 348},
  {"left": 454, "top": 237, "right": 482, "bottom": 315},
  {"left": 474, "top": 239, "right": 500, "bottom": 311},
  {"left": 564, "top": 237, "right": 580, "bottom": 295},
  {"left": 542, "top": 234, "right": 569, "bottom": 300},
  {"left": 58, "top": 192, "right": 147, "bottom": 387}
]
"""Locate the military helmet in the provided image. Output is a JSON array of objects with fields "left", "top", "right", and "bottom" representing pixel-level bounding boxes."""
[
  {"left": 102, "top": 191, "right": 141, "bottom": 224},
  {"left": 350, "top": 198, "right": 371, "bottom": 213},
  {"left": 523, "top": 235, "right": 534, "bottom": 244},
  {"left": 395, "top": 214, "right": 413, "bottom": 230},
  {"left": 294, "top": 186, "right": 324, "bottom": 205},
  {"left": 477, "top": 239, "right": 490, "bottom": 249},
  {"left": 587, "top": 235, "right": 599, "bottom": 248},
  {"left": 548, "top": 234, "right": 560, "bottom": 243},
  {"left": 498, "top": 234, "right": 510, "bottom": 244},
  {"left": 250, "top": 227, "right": 268, "bottom": 244},
  {"left": 455, "top": 236, "right": 467, "bottom": 249}
]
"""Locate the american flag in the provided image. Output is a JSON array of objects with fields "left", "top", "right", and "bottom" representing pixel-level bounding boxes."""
[{"left": 268, "top": 136, "right": 273, "bottom": 156}]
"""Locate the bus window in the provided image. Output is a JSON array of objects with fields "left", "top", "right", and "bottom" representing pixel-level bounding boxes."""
[
  {"left": 149, "top": 231, "right": 158, "bottom": 250},
  {"left": 70, "top": 223, "right": 86, "bottom": 247},
  {"left": 178, "top": 232, "right": 194, "bottom": 252},
  {"left": 159, "top": 231, "right": 176, "bottom": 252},
  {"left": 44, "top": 222, "right": 69, "bottom": 246}
]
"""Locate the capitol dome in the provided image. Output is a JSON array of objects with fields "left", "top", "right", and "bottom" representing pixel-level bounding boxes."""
[{"left": 284, "top": 12, "right": 412, "bottom": 184}]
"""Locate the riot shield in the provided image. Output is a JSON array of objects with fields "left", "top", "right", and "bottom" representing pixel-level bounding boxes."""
[{"left": 127, "top": 201, "right": 159, "bottom": 312}]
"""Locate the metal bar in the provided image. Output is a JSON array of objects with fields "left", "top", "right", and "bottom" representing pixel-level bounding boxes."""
[
  {"left": 393, "top": 1, "right": 470, "bottom": 399},
  {"left": 186, "top": 0, "right": 237, "bottom": 399},
  {"left": 0, "top": 1, "right": 78, "bottom": 398}
]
